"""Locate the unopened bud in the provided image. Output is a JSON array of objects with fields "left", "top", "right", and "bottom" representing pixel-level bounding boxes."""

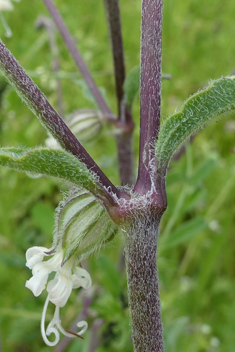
[
  {"left": 45, "top": 110, "right": 103, "bottom": 149},
  {"left": 67, "top": 109, "right": 103, "bottom": 143}
]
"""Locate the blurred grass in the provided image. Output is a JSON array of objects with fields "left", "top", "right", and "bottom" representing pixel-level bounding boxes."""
[{"left": 0, "top": 0, "right": 235, "bottom": 351}]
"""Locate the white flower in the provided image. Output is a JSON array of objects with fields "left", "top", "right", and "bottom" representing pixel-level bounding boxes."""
[{"left": 25, "top": 246, "right": 92, "bottom": 346}]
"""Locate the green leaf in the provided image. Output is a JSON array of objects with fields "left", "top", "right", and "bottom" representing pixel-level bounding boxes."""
[
  {"left": 156, "top": 76, "right": 235, "bottom": 174},
  {"left": 0, "top": 147, "right": 101, "bottom": 193}
]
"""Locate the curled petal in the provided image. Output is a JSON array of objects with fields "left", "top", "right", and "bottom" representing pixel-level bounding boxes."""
[
  {"left": 25, "top": 270, "right": 49, "bottom": 296},
  {"left": 41, "top": 295, "right": 88, "bottom": 347},
  {"left": 77, "top": 320, "right": 88, "bottom": 335},
  {"left": 52, "top": 305, "right": 88, "bottom": 339},
  {"left": 41, "top": 295, "right": 60, "bottom": 347},
  {"left": 72, "top": 267, "right": 92, "bottom": 290},
  {"left": 26, "top": 246, "right": 48, "bottom": 269}
]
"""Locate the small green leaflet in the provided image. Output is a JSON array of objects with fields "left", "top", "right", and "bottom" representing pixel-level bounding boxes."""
[
  {"left": 54, "top": 189, "right": 119, "bottom": 263},
  {"left": 0, "top": 147, "right": 101, "bottom": 194},
  {"left": 156, "top": 76, "right": 235, "bottom": 174}
]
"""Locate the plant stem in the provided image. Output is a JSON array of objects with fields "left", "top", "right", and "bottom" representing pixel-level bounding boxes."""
[
  {"left": 104, "top": 0, "right": 135, "bottom": 185},
  {"left": 42, "top": 0, "right": 113, "bottom": 118},
  {"left": 123, "top": 210, "right": 164, "bottom": 352},
  {"left": 135, "top": 0, "right": 163, "bottom": 194},
  {"left": 0, "top": 40, "right": 120, "bottom": 202},
  {"left": 116, "top": 131, "right": 134, "bottom": 185},
  {"left": 103, "top": 0, "right": 125, "bottom": 116}
]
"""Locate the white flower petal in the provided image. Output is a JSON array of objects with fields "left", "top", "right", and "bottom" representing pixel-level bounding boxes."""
[
  {"left": 31, "top": 261, "right": 50, "bottom": 276},
  {"left": 25, "top": 272, "right": 49, "bottom": 296},
  {"left": 47, "top": 274, "right": 73, "bottom": 307},
  {"left": 41, "top": 295, "right": 60, "bottom": 347},
  {"left": 72, "top": 267, "right": 92, "bottom": 289},
  {"left": 26, "top": 246, "right": 48, "bottom": 269}
]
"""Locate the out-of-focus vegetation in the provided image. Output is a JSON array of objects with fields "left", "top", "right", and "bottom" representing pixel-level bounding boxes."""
[{"left": 0, "top": 0, "right": 235, "bottom": 351}]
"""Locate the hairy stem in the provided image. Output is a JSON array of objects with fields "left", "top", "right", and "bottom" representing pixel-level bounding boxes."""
[
  {"left": 123, "top": 211, "right": 164, "bottom": 352},
  {"left": 135, "top": 0, "right": 163, "bottom": 194},
  {"left": 0, "top": 40, "right": 120, "bottom": 202},
  {"left": 42, "top": 0, "right": 113, "bottom": 118}
]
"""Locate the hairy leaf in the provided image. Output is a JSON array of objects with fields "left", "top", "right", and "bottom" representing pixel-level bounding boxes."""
[
  {"left": 0, "top": 147, "right": 102, "bottom": 193},
  {"left": 156, "top": 76, "right": 235, "bottom": 174}
]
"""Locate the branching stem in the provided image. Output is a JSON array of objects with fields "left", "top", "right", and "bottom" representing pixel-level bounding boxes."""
[{"left": 0, "top": 40, "right": 120, "bottom": 202}]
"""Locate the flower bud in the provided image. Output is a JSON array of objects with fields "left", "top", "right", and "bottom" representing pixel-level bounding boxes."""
[
  {"left": 67, "top": 109, "right": 103, "bottom": 143},
  {"left": 45, "top": 110, "right": 103, "bottom": 149}
]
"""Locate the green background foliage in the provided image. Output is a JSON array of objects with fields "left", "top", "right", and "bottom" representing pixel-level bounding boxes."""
[{"left": 0, "top": 0, "right": 235, "bottom": 351}]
